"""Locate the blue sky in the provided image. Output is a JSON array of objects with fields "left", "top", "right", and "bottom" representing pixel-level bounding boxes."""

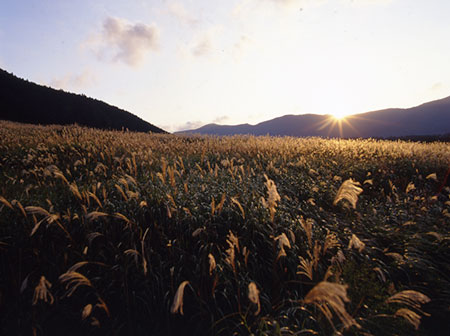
[{"left": 1, "top": 0, "right": 449, "bottom": 131}]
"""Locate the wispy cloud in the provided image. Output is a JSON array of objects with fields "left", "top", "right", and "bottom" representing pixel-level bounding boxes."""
[
  {"left": 213, "top": 115, "right": 230, "bottom": 124},
  {"left": 185, "top": 26, "right": 223, "bottom": 58},
  {"left": 175, "top": 120, "right": 204, "bottom": 132},
  {"left": 167, "top": 2, "right": 199, "bottom": 27},
  {"left": 192, "top": 36, "right": 213, "bottom": 56},
  {"left": 172, "top": 116, "right": 230, "bottom": 132},
  {"left": 86, "top": 17, "right": 160, "bottom": 67},
  {"left": 49, "top": 69, "right": 97, "bottom": 91}
]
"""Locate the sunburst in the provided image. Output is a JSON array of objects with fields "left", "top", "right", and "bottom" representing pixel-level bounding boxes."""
[{"left": 316, "top": 114, "right": 360, "bottom": 138}]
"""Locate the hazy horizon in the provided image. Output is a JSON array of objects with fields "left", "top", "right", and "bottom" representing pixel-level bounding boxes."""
[{"left": 1, "top": 0, "right": 449, "bottom": 132}]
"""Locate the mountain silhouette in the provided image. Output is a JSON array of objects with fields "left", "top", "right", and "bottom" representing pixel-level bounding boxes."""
[
  {"left": 177, "top": 96, "right": 450, "bottom": 138},
  {"left": 0, "top": 68, "right": 165, "bottom": 133}
]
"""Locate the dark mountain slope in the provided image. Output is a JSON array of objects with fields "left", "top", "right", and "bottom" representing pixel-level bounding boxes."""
[
  {"left": 178, "top": 96, "right": 450, "bottom": 138},
  {"left": 0, "top": 68, "right": 165, "bottom": 133}
]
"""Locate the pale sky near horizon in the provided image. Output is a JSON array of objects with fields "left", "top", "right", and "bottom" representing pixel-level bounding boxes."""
[{"left": 1, "top": 0, "right": 449, "bottom": 132}]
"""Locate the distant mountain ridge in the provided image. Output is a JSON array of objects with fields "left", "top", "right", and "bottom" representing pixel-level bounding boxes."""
[
  {"left": 0, "top": 68, "right": 165, "bottom": 133},
  {"left": 177, "top": 96, "right": 450, "bottom": 138}
]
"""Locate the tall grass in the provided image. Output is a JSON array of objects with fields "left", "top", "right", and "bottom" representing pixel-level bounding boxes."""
[{"left": 0, "top": 120, "right": 449, "bottom": 335}]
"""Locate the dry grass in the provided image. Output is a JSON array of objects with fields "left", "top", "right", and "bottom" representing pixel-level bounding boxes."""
[
  {"left": 1, "top": 121, "right": 449, "bottom": 335},
  {"left": 171, "top": 281, "right": 190, "bottom": 315},
  {"left": 333, "top": 179, "right": 363, "bottom": 209},
  {"left": 304, "top": 281, "right": 360, "bottom": 330}
]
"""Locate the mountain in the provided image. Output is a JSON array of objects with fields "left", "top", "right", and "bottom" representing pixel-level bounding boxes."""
[
  {"left": 0, "top": 68, "right": 165, "bottom": 133},
  {"left": 177, "top": 96, "right": 450, "bottom": 138}
]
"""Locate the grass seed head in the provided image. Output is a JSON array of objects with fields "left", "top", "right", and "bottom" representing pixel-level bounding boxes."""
[
  {"left": 248, "top": 282, "right": 261, "bottom": 315},
  {"left": 304, "top": 281, "right": 360, "bottom": 330},
  {"left": 208, "top": 253, "right": 216, "bottom": 275},
  {"left": 394, "top": 308, "right": 422, "bottom": 330},
  {"left": 59, "top": 271, "right": 92, "bottom": 297},
  {"left": 33, "top": 276, "right": 54, "bottom": 305},
  {"left": 171, "top": 281, "right": 190, "bottom": 315},
  {"left": 348, "top": 234, "right": 365, "bottom": 253},
  {"left": 386, "top": 290, "right": 430, "bottom": 310},
  {"left": 333, "top": 179, "right": 363, "bottom": 209}
]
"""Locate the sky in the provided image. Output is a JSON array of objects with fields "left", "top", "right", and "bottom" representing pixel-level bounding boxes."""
[{"left": 1, "top": 0, "right": 449, "bottom": 132}]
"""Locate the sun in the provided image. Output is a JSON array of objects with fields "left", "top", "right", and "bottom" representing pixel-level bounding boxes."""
[
  {"left": 316, "top": 111, "right": 361, "bottom": 138},
  {"left": 331, "top": 111, "right": 350, "bottom": 120}
]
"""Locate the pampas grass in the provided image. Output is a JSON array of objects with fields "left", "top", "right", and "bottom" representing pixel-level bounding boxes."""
[
  {"left": 426, "top": 173, "right": 437, "bottom": 181},
  {"left": 348, "top": 234, "right": 365, "bottom": 252},
  {"left": 59, "top": 271, "right": 92, "bottom": 297},
  {"left": 297, "top": 256, "right": 314, "bottom": 280},
  {"left": 1, "top": 121, "right": 448, "bottom": 334},
  {"left": 274, "top": 233, "right": 291, "bottom": 260},
  {"left": 394, "top": 308, "right": 422, "bottom": 330},
  {"left": 248, "top": 282, "right": 261, "bottom": 315},
  {"left": 386, "top": 290, "right": 430, "bottom": 311},
  {"left": 171, "top": 281, "right": 190, "bottom": 315},
  {"left": 261, "top": 174, "right": 281, "bottom": 222},
  {"left": 333, "top": 179, "right": 363, "bottom": 209},
  {"left": 386, "top": 290, "right": 430, "bottom": 330},
  {"left": 33, "top": 276, "right": 54, "bottom": 305},
  {"left": 208, "top": 253, "right": 216, "bottom": 275},
  {"left": 304, "top": 281, "right": 360, "bottom": 330}
]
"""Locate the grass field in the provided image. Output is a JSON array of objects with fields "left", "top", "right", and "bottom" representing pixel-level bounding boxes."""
[{"left": 1, "top": 120, "right": 449, "bottom": 335}]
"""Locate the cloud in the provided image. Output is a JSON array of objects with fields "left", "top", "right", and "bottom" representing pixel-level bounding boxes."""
[
  {"left": 88, "top": 17, "right": 160, "bottom": 67},
  {"left": 173, "top": 116, "right": 230, "bottom": 132},
  {"left": 167, "top": 2, "right": 199, "bottom": 27},
  {"left": 213, "top": 115, "right": 230, "bottom": 124},
  {"left": 49, "top": 69, "right": 97, "bottom": 91},
  {"left": 175, "top": 120, "right": 204, "bottom": 132},
  {"left": 192, "top": 36, "right": 213, "bottom": 56},
  {"left": 185, "top": 26, "right": 223, "bottom": 58}
]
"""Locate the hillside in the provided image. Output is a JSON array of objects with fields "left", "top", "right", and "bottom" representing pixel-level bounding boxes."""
[
  {"left": 0, "top": 68, "right": 165, "bottom": 133},
  {"left": 178, "top": 96, "right": 450, "bottom": 138}
]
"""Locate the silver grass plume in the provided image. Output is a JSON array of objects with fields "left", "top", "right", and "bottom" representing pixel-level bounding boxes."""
[
  {"left": 348, "top": 234, "right": 365, "bottom": 252},
  {"left": 33, "top": 276, "right": 54, "bottom": 305},
  {"left": 386, "top": 290, "right": 430, "bottom": 330},
  {"left": 304, "top": 281, "right": 360, "bottom": 330},
  {"left": 274, "top": 233, "right": 291, "bottom": 260},
  {"left": 333, "top": 179, "right": 363, "bottom": 209},
  {"left": 248, "top": 282, "right": 261, "bottom": 315},
  {"left": 171, "top": 281, "right": 190, "bottom": 315},
  {"left": 261, "top": 174, "right": 281, "bottom": 222}
]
